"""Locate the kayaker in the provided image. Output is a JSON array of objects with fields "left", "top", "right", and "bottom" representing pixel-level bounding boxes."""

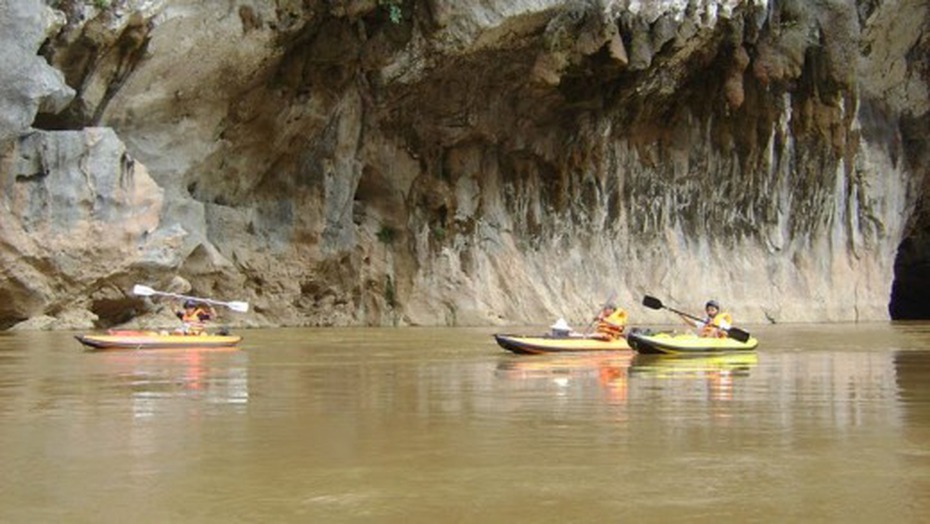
[
  {"left": 593, "top": 303, "right": 628, "bottom": 340},
  {"left": 175, "top": 299, "right": 215, "bottom": 335},
  {"left": 681, "top": 300, "right": 733, "bottom": 338}
]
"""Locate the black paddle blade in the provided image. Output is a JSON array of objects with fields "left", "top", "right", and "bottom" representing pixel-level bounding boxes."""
[
  {"left": 642, "top": 295, "right": 663, "bottom": 310},
  {"left": 726, "top": 327, "right": 751, "bottom": 343}
]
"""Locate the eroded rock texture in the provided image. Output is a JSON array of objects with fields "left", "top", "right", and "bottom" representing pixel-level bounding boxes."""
[{"left": 1, "top": 0, "right": 928, "bottom": 329}]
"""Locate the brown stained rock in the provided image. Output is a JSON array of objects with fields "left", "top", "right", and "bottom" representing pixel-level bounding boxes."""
[
  {"left": 239, "top": 5, "right": 263, "bottom": 34},
  {"left": 724, "top": 45, "right": 750, "bottom": 110},
  {"left": 1, "top": 0, "right": 927, "bottom": 327}
]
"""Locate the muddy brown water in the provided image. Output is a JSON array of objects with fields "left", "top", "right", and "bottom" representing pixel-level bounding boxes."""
[{"left": 1, "top": 323, "right": 929, "bottom": 522}]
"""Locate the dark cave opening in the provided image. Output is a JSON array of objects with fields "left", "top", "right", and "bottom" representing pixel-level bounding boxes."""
[{"left": 890, "top": 234, "right": 930, "bottom": 320}]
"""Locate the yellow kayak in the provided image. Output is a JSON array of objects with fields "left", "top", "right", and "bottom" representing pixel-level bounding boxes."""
[
  {"left": 76, "top": 330, "right": 242, "bottom": 350},
  {"left": 493, "top": 333, "right": 631, "bottom": 355},
  {"left": 626, "top": 329, "right": 758, "bottom": 355}
]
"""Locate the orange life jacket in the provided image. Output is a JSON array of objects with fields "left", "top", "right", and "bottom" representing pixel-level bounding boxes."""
[
  {"left": 596, "top": 309, "right": 628, "bottom": 340},
  {"left": 700, "top": 312, "right": 733, "bottom": 338},
  {"left": 179, "top": 307, "right": 211, "bottom": 335}
]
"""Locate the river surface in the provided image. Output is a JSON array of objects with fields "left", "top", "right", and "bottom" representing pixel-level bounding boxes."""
[{"left": 2, "top": 323, "right": 930, "bottom": 522}]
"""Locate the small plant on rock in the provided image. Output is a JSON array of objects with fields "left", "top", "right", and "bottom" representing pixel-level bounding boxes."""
[
  {"left": 376, "top": 225, "right": 396, "bottom": 244},
  {"left": 384, "top": 276, "right": 397, "bottom": 308},
  {"left": 378, "top": 0, "right": 403, "bottom": 24}
]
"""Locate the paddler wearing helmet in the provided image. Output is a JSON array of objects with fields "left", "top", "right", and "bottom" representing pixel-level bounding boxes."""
[
  {"left": 175, "top": 299, "right": 216, "bottom": 335},
  {"left": 680, "top": 300, "right": 733, "bottom": 338}
]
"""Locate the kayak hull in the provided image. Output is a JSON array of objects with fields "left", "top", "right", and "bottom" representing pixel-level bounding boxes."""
[
  {"left": 626, "top": 330, "right": 758, "bottom": 355},
  {"left": 494, "top": 334, "right": 630, "bottom": 355},
  {"left": 76, "top": 331, "right": 242, "bottom": 350}
]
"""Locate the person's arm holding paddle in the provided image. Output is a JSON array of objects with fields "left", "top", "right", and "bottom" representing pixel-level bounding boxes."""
[
  {"left": 699, "top": 300, "right": 733, "bottom": 338},
  {"left": 678, "top": 312, "right": 701, "bottom": 329},
  {"left": 679, "top": 304, "right": 712, "bottom": 331}
]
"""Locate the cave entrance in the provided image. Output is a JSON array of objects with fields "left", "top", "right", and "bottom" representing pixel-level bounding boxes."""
[{"left": 890, "top": 232, "right": 930, "bottom": 320}]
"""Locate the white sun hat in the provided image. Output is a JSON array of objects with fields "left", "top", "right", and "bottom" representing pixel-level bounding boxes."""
[{"left": 550, "top": 318, "right": 572, "bottom": 331}]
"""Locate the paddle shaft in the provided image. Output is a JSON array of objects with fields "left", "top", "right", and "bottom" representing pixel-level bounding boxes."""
[
  {"left": 663, "top": 304, "right": 705, "bottom": 325},
  {"left": 158, "top": 291, "right": 225, "bottom": 309},
  {"left": 133, "top": 285, "right": 249, "bottom": 313},
  {"left": 583, "top": 291, "right": 617, "bottom": 336}
]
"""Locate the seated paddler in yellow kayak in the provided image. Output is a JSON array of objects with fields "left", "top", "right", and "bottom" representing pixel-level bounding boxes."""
[
  {"left": 174, "top": 299, "right": 217, "bottom": 336},
  {"left": 591, "top": 303, "right": 628, "bottom": 341},
  {"left": 548, "top": 302, "right": 628, "bottom": 341},
  {"left": 678, "top": 300, "right": 733, "bottom": 338}
]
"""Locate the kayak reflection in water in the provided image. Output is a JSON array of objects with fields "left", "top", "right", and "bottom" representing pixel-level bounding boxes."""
[
  {"left": 175, "top": 300, "right": 216, "bottom": 336},
  {"left": 679, "top": 300, "right": 733, "bottom": 338}
]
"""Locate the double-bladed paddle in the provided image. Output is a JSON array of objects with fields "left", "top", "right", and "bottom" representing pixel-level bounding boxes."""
[
  {"left": 641, "top": 295, "right": 751, "bottom": 343},
  {"left": 133, "top": 284, "right": 250, "bottom": 313}
]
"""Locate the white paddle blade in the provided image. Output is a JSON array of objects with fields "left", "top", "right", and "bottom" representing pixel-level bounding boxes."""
[
  {"left": 133, "top": 284, "right": 156, "bottom": 296},
  {"left": 228, "top": 301, "right": 250, "bottom": 313}
]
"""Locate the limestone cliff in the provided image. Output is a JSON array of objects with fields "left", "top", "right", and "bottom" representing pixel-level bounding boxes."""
[{"left": 1, "top": 0, "right": 928, "bottom": 329}]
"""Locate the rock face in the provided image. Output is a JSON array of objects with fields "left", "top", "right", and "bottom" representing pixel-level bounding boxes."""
[
  {"left": 0, "top": 0, "right": 73, "bottom": 141},
  {"left": 1, "top": 128, "right": 165, "bottom": 329},
  {"left": 1, "top": 0, "right": 928, "bottom": 329}
]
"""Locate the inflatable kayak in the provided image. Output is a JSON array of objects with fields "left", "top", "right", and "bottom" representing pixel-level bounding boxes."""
[
  {"left": 626, "top": 329, "right": 758, "bottom": 355},
  {"left": 76, "top": 330, "right": 242, "bottom": 350},
  {"left": 493, "top": 334, "right": 631, "bottom": 355}
]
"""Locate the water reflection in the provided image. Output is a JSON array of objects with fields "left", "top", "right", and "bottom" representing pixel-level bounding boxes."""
[
  {"left": 629, "top": 352, "right": 758, "bottom": 376},
  {"left": 629, "top": 352, "right": 757, "bottom": 401},
  {"left": 496, "top": 352, "right": 633, "bottom": 403},
  {"left": 2, "top": 326, "right": 930, "bottom": 522},
  {"left": 893, "top": 350, "right": 930, "bottom": 422},
  {"left": 92, "top": 347, "right": 250, "bottom": 418},
  {"left": 495, "top": 351, "right": 761, "bottom": 404}
]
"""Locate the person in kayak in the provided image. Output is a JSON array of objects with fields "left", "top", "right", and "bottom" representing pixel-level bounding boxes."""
[
  {"left": 593, "top": 303, "right": 628, "bottom": 340},
  {"left": 175, "top": 299, "right": 216, "bottom": 335},
  {"left": 681, "top": 300, "right": 733, "bottom": 338}
]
